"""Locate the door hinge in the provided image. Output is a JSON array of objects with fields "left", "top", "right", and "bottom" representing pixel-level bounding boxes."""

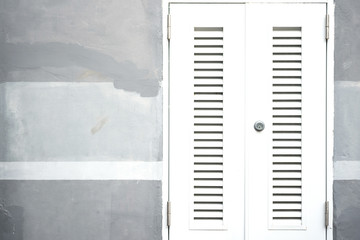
[
  {"left": 325, "top": 201, "right": 329, "bottom": 228},
  {"left": 326, "top": 14, "right": 330, "bottom": 40},
  {"left": 167, "top": 201, "right": 171, "bottom": 227},
  {"left": 167, "top": 14, "right": 171, "bottom": 40}
]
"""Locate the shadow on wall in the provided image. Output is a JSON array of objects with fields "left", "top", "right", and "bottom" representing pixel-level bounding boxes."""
[
  {"left": 0, "top": 200, "right": 23, "bottom": 240},
  {"left": 0, "top": 42, "right": 160, "bottom": 97}
]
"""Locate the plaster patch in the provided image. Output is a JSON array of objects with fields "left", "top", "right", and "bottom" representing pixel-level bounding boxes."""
[
  {"left": 334, "top": 81, "right": 360, "bottom": 161},
  {"left": 0, "top": 42, "right": 159, "bottom": 97},
  {"left": 1, "top": 82, "right": 162, "bottom": 162},
  {"left": 334, "top": 161, "right": 360, "bottom": 180}
]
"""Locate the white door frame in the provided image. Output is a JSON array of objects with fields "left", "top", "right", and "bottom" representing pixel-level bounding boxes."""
[{"left": 161, "top": 1, "right": 335, "bottom": 240}]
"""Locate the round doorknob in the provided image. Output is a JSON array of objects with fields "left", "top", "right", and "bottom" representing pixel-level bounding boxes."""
[{"left": 254, "top": 121, "right": 265, "bottom": 132}]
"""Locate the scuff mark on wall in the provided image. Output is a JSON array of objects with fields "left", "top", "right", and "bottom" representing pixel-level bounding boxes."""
[
  {"left": 0, "top": 42, "right": 160, "bottom": 97},
  {"left": 0, "top": 199, "right": 14, "bottom": 236},
  {"left": 91, "top": 117, "right": 108, "bottom": 135},
  {"left": 79, "top": 70, "right": 108, "bottom": 81}
]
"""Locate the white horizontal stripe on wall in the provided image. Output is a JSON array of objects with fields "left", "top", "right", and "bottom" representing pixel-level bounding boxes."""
[
  {"left": 334, "top": 161, "right": 360, "bottom": 180},
  {"left": 0, "top": 161, "right": 162, "bottom": 180}
]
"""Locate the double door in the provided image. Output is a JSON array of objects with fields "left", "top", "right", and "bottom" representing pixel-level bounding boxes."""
[{"left": 169, "top": 3, "right": 327, "bottom": 240}]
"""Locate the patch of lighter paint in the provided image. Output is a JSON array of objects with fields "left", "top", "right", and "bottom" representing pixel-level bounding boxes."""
[
  {"left": 336, "top": 80, "right": 360, "bottom": 88},
  {"left": 91, "top": 117, "right": 109, "bottom": 135},
  {"left": 334, "top": 160, "right": 360, "bottom": 180},
  {"left": 0, "top": 161, "right": 163, "bottom": 180},
  {"left": 343, "top": 61, "right": 353, "bottom": 70}
]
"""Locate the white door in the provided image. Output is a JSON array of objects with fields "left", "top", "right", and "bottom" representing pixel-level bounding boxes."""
[{"left": 169, "top": 3, "right": 327, "bottom": 240}]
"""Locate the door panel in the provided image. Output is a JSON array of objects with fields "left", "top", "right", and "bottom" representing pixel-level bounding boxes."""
[
  {"left": 169, "top": 3, "right": 326, "bottom": 240},
  {"left": 245, "top": 4, "right": 326, "bottom": 240},
  {"left": 169, "top": 4, "right": 245, "bottom": 239}
]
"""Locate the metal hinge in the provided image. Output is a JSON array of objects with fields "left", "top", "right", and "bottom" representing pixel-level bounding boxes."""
[
  {"left": 167, "top": 201, "right": 171, "bottom": 227},
  {"left": 326, "top": 14, "right": 330, "bottom": 40},
  {"left": 167, "top": 14, "right": 171, "bottom": 40},
  {"left": 325, "top": 201, "right": 329, "bottom": 227}
]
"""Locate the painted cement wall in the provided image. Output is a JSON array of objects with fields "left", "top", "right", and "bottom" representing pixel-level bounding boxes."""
[
  {"left": 1, "top": 0, "right": 360, "bottom": 239},
  {"left": 0, "top": 0, "right": 162, "bottom": 240},
  {"left": 334, "top": 0, "right": 360, "bottom": 239}
]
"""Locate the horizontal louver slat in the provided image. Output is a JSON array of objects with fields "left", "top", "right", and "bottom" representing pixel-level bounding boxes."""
[
  {"left": 194, "top": 39, "right": 224, "bottom": 45},
  {"left": 273, "top": 133, "right": 302, "bottom": 139},
  {"left": 273, "top": 39, "right": 302, "bottom": 45},
  {"left": 273, "top": 79, "right": 302, "bottom": 85},
  {"left": 194, "top": 164, "right": 223, "bottom": 171},
  {"left": 273, "top": 164, "right": 302, "bottom": 171},
  {"left": 194, "top": 196, "right": 224, "bottom": 202},
  {"left": 194, "top": 187, "right": 223, "bottom": 195},
  {"left": 194, "top": 87, "right": 224, "bottom": 93},
  {"left": 194, "top": 141, "right": 223, "bottom": 148},
  {"left": 273, "top": 149, "right": 302, "bottom": 155},
  {"left": 272, "top": 86, "right": 302, "bottom": 92},
  {"left": 273, "top": 188, "right": 302, "bottom": 194},
  {"left": 273, "top": 55, "right": 302, "bottom": 61},
  {"left": 194, "top": 157, "right": 223, "bottom": 163},
  {"left": 194, "top": 47, "right": 223, "bottom": 54},
  {"left": 273, "top": 62, "right": 302, "bottom": 69},
  {"left": 273, "top": 204, "right": 302, "bottom": 210},
  {"left": 272, "top": 157, "right": 302, "bottom": 163},
  {"left": 195, "top": 63, "right": 223, "bottom": 69},
  {"left": 193, "top": 203, "right": 224, "bottom": 210},
  {"left": 272, "top": 47, "right": 301, "bottom": 53},
  {"left": 272, "top": 125, "right": 301, "bottom": 132},
  {"left": 194, "top": 94, "right": 223, "bottom": 101},
  {"left": 194, "top": 125, "right": 223, "bottom": 132},
  {"left": 272, "top": 117, "right": 301, "bottom": 124},
  {"left": 194, "top": 110, "right": 223, "bottom": 116},
  {"left": 194, "top": 55, "right": 224, "bottom": 62},
  {"left": 195, "top": 71, "right": 224, "bottom": 77},
  {"left": 272, "top": 196, "right": 302, "bottom": 202},
  {"left": 194, "top": 211, "right": 223, "bottom": 219}
]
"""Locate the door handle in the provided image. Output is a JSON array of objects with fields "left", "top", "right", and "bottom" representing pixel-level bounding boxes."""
[{"left": 254, "top": 121, "right": 265, "bottom": 132}]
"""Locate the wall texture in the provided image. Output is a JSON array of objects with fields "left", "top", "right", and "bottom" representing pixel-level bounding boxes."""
[
  {"left": 334, "top": 0, "right": 360, "bottom": 239},
  {"left": 1, "top": 0, "right": 360, "bottom": 239},
  {"left": 0, "top": 0, "right": 163, "bottom": 240}
]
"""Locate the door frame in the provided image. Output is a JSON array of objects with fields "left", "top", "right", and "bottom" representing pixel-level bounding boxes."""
[{"left": 161, "top": 1, "right": 335, "bottom": 240}]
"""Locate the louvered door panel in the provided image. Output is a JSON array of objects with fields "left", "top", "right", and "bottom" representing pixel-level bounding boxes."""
[
  {"left": 246, "top": 3, "right": 326, "bottom": 240},
  {"left": 193, "top": 27, "right": 224, "bottom": 226},
  {"left": 169, "top": 4, "right": 245, "bottom": 239},
  {"left": 272, "top": 27, "right": 303, "bottom": 227}
]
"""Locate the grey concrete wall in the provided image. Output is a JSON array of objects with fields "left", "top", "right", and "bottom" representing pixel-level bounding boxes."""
[
  {"left": 0, "top": 0, "right": 163, "bottom": 240},
  {"left": 0, "top": 180, "right": 162, "bottom": 240},
  {"left": 334, "top": 0, "right": 360, "bottom": 239}
]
